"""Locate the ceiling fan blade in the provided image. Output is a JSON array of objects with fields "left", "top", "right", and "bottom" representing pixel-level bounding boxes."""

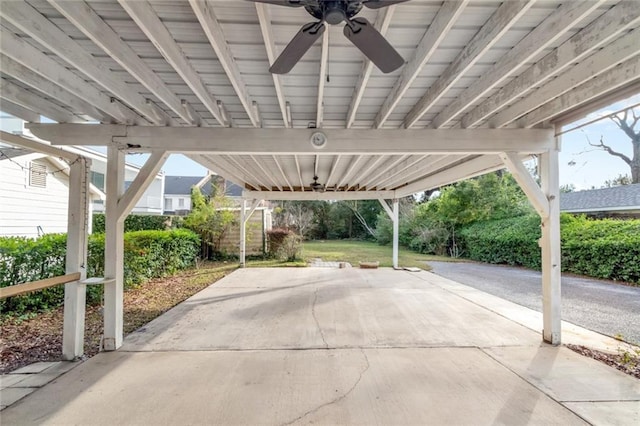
[
  {"left": 270, "top": 21, "right": 325, "bottom": 74},
  {"left": 363, "top": 0, "right": 410, "bottom": 10},
  {"left": 245, "top": 0, "right": 305, "bottom": 7},
  {"left": 343, "top": 17, "right": 404, "bottom": 73}
]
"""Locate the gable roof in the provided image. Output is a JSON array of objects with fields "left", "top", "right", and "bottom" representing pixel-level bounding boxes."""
[
  {"left": 560, "top": 184, "right": 640, "bottom": 213},
  {"left": 164, "top": 176, "right": 202, "bottom": 195}
]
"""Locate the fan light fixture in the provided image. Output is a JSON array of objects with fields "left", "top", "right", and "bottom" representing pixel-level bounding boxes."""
[{"left": 311, "top": 175, "right": 325, "bottom": 192}]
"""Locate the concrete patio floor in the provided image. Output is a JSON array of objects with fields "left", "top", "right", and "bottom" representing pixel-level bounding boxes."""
[{"left": 2, "top": 268, "right": 639, "bottom": 425}]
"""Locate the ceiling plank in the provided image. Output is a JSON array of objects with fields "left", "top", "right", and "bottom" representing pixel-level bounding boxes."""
[
  {"left": 0, "top": 55, "right": 106, "bottom": 122},
  {"left": 360, "top": 155, "right": 408, "bottom": 188},
  {"left": 272, "top": 155, "right": 294, "bottom": 191},
  {"left": 316, "top": 29, "right": 329, "bottom": 129},
  {"left": 518, "top": 55, "right": 640, "bottom": 127},
  {"left": 347, "top": 156, "right": 386, "bottom": 191},
  {"left": 381, "top": 155, "right": 465, "bottom": 190},
  {"left": 346, "top": 6, "right": 395, "bottom": 129},
  {"left": 0, "top": 99, "right": 41, "bottom": 123},
  {"left": 294, "top": 155, "right": 305, "bottom": 191},
  {"left": 223, "top": 155, "right": 269, "bottom": 190},
  {"left": 0, "top": 1, "right": 162, "bottom": 124},
  {"left": 0, "top": 79, "right": 85, "bottom": 124},
  {"left": 395, "top": 155, "right": 508, "bottom": 197},
  {"left": 190, "top": 0, "right": 259, "bottom": 127},
  {"left": 0, "top": 27, "right": 138, "bottom": 124},
  {"left": 190, "top": 154, "right": 255, "bottom": 190},
  {"left": 255, "top": 3, "right": 290, "bottom": 128},
  {"left": 336, "top": 156, "right": 364, "bottom": 189},
  {"left": 250, "top": 155, "right": 282, "bottom": 190},
  {"left": 118, "top": 0, "right": 225, "bottom": 126},
  {"left": 31, "top": 125, "right": 555, "bottom": 154},
  {"left": 491, "top": 29, "right": 640, "bottom": 127},
  {"left": 462, "top": 0, "right": 640, "bottom": 129},
  {"left": 432, "top": 0, "right": 606, "bottom": 129},
  {"left": 49, "top": 0, "right": 192, "bottom": 125},
  {"left": 403, "top": 0, "right": 533, "bottom": 129},
  {"left": 325, "top": 155, "right": 341, "bottom": 188},
  {"left": 374, "top": 1, "right": 467, "bottom": 129}
]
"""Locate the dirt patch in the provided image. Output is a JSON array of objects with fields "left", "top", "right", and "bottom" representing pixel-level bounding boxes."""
[
  {"left": 567, "top": 344, "right": 640, "bottom": 380},
  {"left": 0, "top": 262, "right": 235, "bottom": 374}
]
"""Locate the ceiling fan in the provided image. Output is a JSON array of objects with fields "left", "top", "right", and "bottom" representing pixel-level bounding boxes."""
[{"left": 248, "top": 1, "right": 409, "bottom": 74}]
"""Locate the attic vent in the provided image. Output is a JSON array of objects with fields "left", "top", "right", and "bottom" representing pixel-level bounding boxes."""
[{"left": 29, "top": 162, "right": 47, "bottom": 188}]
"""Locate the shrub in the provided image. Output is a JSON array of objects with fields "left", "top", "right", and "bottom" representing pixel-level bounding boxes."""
[
  {"left": 92, "top": 213, "right": 173, "bottom": 233},
  {"left": 267, "top": 228, "right": 294, "bottom": 255},
  {"left": 459, "top": 214, "right": 640, "bottom": 284},
  {"left": 278, "top": 233, "right": 303, "bottom": 261},
  {"left": 0, "top": 229, "right": 200, "bottom": 314}
]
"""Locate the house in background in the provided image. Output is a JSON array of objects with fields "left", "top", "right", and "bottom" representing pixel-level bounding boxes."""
[
  {"left": 163, "top": 174, "right": 243, "bottom": 215},
  {"left": 0, "top": 146, "right": 104, "bottom": 237},
  {"left": 560, "top": 183, "right": 640, "bottom": 218}
]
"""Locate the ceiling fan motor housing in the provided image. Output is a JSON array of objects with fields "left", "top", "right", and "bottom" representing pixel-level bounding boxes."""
[{"left": 306, "top": 1, "right": 363, "bottom": 25}]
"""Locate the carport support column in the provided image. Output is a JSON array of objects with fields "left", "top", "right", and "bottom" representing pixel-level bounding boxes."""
[
  {"left": 540, "top": 145, "right": 561, "bottom": 345},
  {"left": 240, "top": 199, "right": 247, "bottom": 267},
  {"left": 392, "top": 199, "right": 399, "bottom": 269},
  {"left": 104, "top": 147, "right": 125, "bottom": 351},
  {"left": 62, "top": 156, "right": 90, "bottom": 360}
]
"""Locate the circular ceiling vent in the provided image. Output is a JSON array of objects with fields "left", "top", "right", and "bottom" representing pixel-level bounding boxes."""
[{"left": 310, "top": 131, "right": 328, "bottom": 149}]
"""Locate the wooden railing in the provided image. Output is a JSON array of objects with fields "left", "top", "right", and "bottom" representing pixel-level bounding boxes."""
[{"left": 0, "top": 273, "right": 81, "bottom": 299}]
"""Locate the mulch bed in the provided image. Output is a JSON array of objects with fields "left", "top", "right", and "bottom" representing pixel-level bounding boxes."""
[
  {"left": 567, "top": 344, "right": 640, "bottom": 380},
  {"left": 1, "top": 263, "right": 234, "bottom": 374}
]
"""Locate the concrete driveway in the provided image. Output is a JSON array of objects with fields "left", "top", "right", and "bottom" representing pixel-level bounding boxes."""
[{"left": 2, "top": 268, "right": 639, "bottom": 425}]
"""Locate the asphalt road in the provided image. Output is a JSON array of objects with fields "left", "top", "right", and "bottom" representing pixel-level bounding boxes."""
[{"left": 427, "top": 261, "right": 640, "bottom": 345}]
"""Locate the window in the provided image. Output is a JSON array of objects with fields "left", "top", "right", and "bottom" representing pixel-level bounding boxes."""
[
  {"left": 165, "top": 198, "right": 173, "bottom": 211},
  {"left": 29, "top": 162, "right": 47, "bottom": 188},
  {"left": 90, "top": 171, "right": 105, "bottom": 191},
  {"left": 178, "top": 198, "right": 185, "bottom": 208}
]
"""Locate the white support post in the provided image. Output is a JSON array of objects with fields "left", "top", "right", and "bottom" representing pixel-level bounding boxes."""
[
  {"left": 62, "top": 156, "right": 90, "bottom": 360},
  {"left": 104, "top": 147, "right": 125, "bottom": 351},
  {"left": 240, "top": 199, "right": 247, "bottom": 267},
  {"left": 392, "top": 199, "right": 399, "bottom": 269},
  {"left": 540, "top": 142, "right": 561, "bottom": 345}
]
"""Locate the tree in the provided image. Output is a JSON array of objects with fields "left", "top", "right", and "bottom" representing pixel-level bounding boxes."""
[
  {"left": 602, "top": 174, "right": 632, "bottom": 188},
  {"left": 589, "top": 106, "right": 639, "bottom": 183},
  {"left": 560, "top": 183, "right": 576, "bottom": 193}
]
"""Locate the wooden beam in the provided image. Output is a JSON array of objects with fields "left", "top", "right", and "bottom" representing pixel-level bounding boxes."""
[
  {"left": 518, "top": 55, "right": 640, "bottom": 127},
  {"left": 346, "top": 6, "right": 396, "bottom": 128},
  {"left": 380, "top": 155, "right": 463, "bottom": 190},
  {"left": 182, "top": 100, "right": 203, "bottom": 127},
  {"left": 255, "top": 3, "right": 290, "bottom": 128},
  {"left": 0, "top": 1, "right": 161, "bottom": 124},
  {"left": 246, "top": 190, "right": 397, "bottom": 201},
  {"left": 432, "top": 0, "right": 605, "bottom": 129},
  {"left": 0, "top": 27, "right": 136, "bottom": 124},
  {"left": 360, "top": 155, "right": 407, "bottom": 189},
  {"left": 0, "top": 273, "right": 81, "bottom": 299},
  {"left": 374, "top": 1, "right": 467, "bottom": 128},
  {"left": 190, "top": 0, "right": 259, "bottom": 127},
  {"left": 316, "top": 29, "right": 329, "bottom": 129},
  {"left": 28, "top": 125, "right": 555, "bottom": 154},
  {"left": 117, "top": 151, "right": 169, "bottom": 220},
  {"left": 402, "top": 0, "right": 531, "bottom": 129},
  {"left": 272, "top": 155, "right": 294, "bottom": 191},
  {"left": 492, "top": 29, "right": 640, "bottom": 127},
  {"left": 0, "top": 79, "right": 84, "bottom": 123},
  {"left": 250, "top": 155, "right": 281, "bottom": 190},
  {"left": 0, "top": 131, "right": 78, "bottom": 161},
  {"left": 395, "top": 155, "right": 507, "bottom": 197},
  {"left": 325, "top": 155, "right": 341, "bottom": 188},
  {"left": 461, "top": 1, "right": 640, "bottom": 128},
  {"left": 189, "top": 154, "right": 253, "bottom": 190},
  {"left": 346, "top": 156, "right": 385, "bottom": 191},
  {"left": 336, "top": 156, "right": 364, "bottom": 189},
  {"left": 1, "top": 55, "right": 106, "bottom": 122},
  {"left": 118, "top": 0, "right": 224, "bottom": 126},
  {"left": 294, "top": 155, "right": 305, "bottom": 191},
  {"left": 0, "top": 99, "right": 40, "bottom": 122},
  {"left": 49, "top": 0, "right": 192, "bottom": 125},
  {"left": 224, "top": 155, "right": 268, "bottom": 189},
  {"left": 500, "top": 152, "right": 549, "bottom": 218}
]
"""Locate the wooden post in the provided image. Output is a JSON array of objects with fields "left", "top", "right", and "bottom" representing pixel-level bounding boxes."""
[
  {"left": 104, "top": 147, "right": 125, "bottom": 351},
  {"left": 240, "top": 199, "right": 246, "bottom": 267},
  {"left": 540, "top": 143, "right": 561, "bottom": 345},
  {"left": 62, "top": 157, "right": 90, "bottom": 360},
  {"left": 392, "top": 199, "right": 399, "bottom": 269}
]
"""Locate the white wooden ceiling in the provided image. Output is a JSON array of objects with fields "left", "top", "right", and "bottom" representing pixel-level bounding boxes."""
[{"left": 1, "top": 0, "right": 639, "bottom": 196}]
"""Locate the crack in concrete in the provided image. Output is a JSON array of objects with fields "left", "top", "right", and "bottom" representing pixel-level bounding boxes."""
[
  {"left": 311, "top": 288, "right": 329, "bottom": 349},
  {"left": 281, "top": 349, "right": 371, "bottom": 426}
]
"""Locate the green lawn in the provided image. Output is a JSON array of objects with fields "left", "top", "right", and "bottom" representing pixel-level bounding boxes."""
[{"left": 302, "top": 240, "right": 451, "bottom": 270}]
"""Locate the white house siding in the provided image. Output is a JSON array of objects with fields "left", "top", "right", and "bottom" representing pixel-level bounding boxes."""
[
  {"left": 164, "top": 194, "right": 191, "bottom": 215},
  {"left": 0, "top": 155, "right": 70, "bottom": 238}
]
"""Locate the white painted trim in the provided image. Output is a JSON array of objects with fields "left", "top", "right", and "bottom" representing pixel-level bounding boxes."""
[
  {"left": 0, "top": 131, "right": 79, "bottom": 161},
  {"left": 245, "top": 190, "right": 397, "bottom": 201},
  {"left": 392, "top": 199, "right": 399, "bottom": 269},
  {"left": 378, "top": 198, "right": 394, "bottom": 220},
  {"left": 0, "top": 98, "right": 40, "bottom": 123},
  {"left": 117, "top": 151, "right": 169, "bottom": 220},
  {"left": 500, "top": 152, "right": 549, "bottom": 218},
  {"left": 316, "top": 29, "right": 329, "bottom": 129}
]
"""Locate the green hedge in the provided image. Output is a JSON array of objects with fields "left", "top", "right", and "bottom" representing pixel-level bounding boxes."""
[
  {"left": 0, "top": 229, "right": 200, "bottom": 314},
  {"left": 459, "top": 214, "right": 640, "bottom": 284},
  {"left": 92, "top": 213, "right": 177, "bottom": 233}
]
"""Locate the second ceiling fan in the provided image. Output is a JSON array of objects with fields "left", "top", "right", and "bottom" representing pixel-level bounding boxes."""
[{"left": 248, "top": 1, "right": 409, "bottom": 74}]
